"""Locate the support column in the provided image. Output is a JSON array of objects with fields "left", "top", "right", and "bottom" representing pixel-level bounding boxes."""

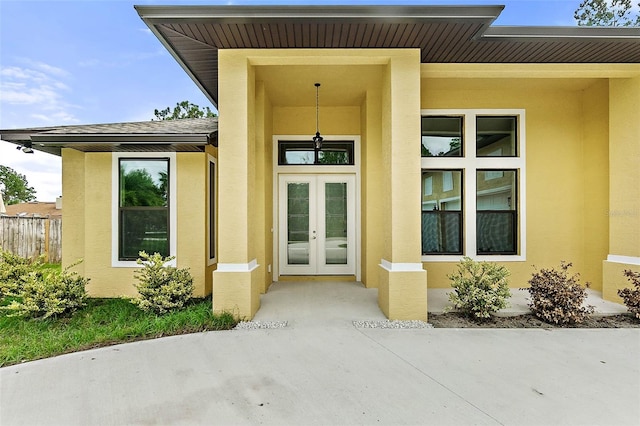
[
  {"left": 377, "top": 51, "right": 428, "bottom": 320},
  {"left": 603, "top": 76, "right": 640, "bottom": 301},
  {"left": 213, "top": 50, "right": 261, "bottom": 319}
]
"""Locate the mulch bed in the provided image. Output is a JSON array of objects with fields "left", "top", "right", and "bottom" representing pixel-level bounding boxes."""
[{"left": 428, "top": 313, "right": 640, "bottom": 328}]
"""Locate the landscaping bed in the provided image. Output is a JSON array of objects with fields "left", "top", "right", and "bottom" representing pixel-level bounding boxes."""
[{"left": 428, "top": 312, "right": 640, "bottom": 328}]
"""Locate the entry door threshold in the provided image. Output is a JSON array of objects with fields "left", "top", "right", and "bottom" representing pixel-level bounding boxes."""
[{"left": 278, "top": 275, "right": 356, "bottom": 282}]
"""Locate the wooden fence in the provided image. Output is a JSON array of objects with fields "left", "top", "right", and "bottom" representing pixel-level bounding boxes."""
[{"left": 0, "top": 217, "right": 62, "bottom": 263}]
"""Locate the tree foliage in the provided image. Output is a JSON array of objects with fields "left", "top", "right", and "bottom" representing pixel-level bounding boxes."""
[
  {"left": 0, "top": 165, "right": 37, "bottom": 205},
  {"left": 153, "top": 101, "right": 216, "bottom": 121},
  {"left": 575, "top": 0, "right": 640, "bottom": 26},
  {"left": 121, "top": 169, "right": 167, "bottom": 207}
]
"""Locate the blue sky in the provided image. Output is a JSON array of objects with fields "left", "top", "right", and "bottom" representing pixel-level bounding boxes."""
[{"left": 0, "top": 0, "right": 583, "bottom": 201}]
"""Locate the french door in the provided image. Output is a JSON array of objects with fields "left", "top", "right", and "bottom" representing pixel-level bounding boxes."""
[{"left": 278, "top": 174, "right": 356, "bottom": 275}]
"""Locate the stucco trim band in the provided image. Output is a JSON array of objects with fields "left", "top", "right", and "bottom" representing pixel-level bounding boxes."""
[
  {"left": 607, "top": 255, "right": 640, "bottom": 266},
  {"left": 379, "top": 259, "right": 425, "bottom": 272},
  {"left": 216, "top": 259, "right": 260, "bottom": 272}
]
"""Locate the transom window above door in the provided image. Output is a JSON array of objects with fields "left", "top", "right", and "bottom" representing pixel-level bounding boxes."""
[{"left": 278, "top": 141, "right": 355, "bottom": 165}]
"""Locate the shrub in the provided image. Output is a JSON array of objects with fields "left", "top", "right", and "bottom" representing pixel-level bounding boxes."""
[
  {"left": 447, "top": 257, "right": 511, "bottom": 319},
  {"left": 2, "top": 261, "right": 88, "bottom": 319},
  {"left": 132, "top": 251, "right": 194, "bottom": 314},
  {"left": 618, "top": 269, "right": 640, "bottom": 320},
  {"left": 0, "top": 250, "right": 44, "bottom": 299},
  {"left": 526, "top": 261, "right": 594, "bottom": 325}
]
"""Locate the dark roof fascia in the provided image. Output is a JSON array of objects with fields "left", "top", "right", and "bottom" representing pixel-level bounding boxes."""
[
  {"left": 135, "top": 5, "right": 505, "bottom": 22},
  {"left": 484, "top": 25, "right": 640, "bottom": 41},
  {"left": 0, "top": 129, "right": 56, "bottom": 143},
  {"left": 30, "top": 134, "right": 213, "bottom": 145},
  {"left": 1, "top": 130, "right": 217, "bottom": 157}
]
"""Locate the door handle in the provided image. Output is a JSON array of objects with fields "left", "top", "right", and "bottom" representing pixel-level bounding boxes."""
[{"left": 312, "top": 230, "right": 317, "bottom": 240}]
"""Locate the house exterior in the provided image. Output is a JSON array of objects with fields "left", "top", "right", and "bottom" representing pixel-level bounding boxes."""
[{"left": 1, "top": 5, "right": 639, "bottom": 320}]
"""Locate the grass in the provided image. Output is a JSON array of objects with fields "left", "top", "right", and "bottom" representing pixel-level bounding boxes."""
[{"left": 0, "top": 297, "right": 237, "bottom": 367}]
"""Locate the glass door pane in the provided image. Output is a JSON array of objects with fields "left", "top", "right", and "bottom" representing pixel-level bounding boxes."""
[
  {"left": 287, "top": 182, "right": 310, "bottom": 265},
  {"left": 324, "top": 182, "right": 348, "bottom": 265}
]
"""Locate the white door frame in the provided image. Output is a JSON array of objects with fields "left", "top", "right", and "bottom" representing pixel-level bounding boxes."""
[
  {"left": 272, "top": 135, "right": 361, "bottom": 281},
  {"left": 278, "top": 174, "right": 356, "bottom": 275}
]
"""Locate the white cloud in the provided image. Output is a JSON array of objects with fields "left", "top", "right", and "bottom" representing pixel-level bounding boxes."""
[
  {"left": 78, "top": 48, "right": 166, "bottom": 69},
  {"left": 0, "top": 142, "right": 61, "bottom": 202},
  {"left": 0, "top": 61, "right": 80, "bottom": 128}
]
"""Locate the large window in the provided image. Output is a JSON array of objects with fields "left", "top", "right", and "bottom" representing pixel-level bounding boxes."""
[
  {"left": 421, "top": 110, "right": 526, "bottom": 261},
  {"left": 118, "top": 158, "right": 169, "bottom": 260},
  {"left": 421, "top": 170, "right": 463, "bottom": 254},
  {"left": 112, "top": 153, "right": 176, "bottom": 267}
]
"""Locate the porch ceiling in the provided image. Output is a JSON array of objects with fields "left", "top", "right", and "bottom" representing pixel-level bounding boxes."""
[
  {"left": 255, "top": 65, "right": 383, "bottom": 107},
  {"left": 135, "top": 5, "right": 640, "bottom": 108}
]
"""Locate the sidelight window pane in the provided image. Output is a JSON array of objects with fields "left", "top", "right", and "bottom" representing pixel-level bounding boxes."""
[
  {"left": 477, "top": 170, "right": 517, "bottom": 254},
  {"left": 287, "top": 183, "right": 310, "bottom": 265},
  {"left": 325, "top": 182, "right": 348, "bottom": 265},
  {"left": 421, "top": 170, "right": 463, "bottom": 254}
]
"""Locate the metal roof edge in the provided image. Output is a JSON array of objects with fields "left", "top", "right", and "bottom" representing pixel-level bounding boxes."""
[
  {"left": 30, "top": 134, "right": 213, "bottom": 144},
  {"left": 134, "top": 4, "right": 506, "bottom": 20},
  {"left": 484, "top": 25, "right": 640, "bottom": 40}
]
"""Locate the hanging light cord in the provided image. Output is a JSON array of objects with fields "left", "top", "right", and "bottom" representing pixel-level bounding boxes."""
[{"left": 315, "top": 83, "right": 321, "bottom": 137}]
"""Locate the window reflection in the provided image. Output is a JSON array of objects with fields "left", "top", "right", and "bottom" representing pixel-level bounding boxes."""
[{"left": 421, "top": 116, "right": 463, "bottom": 157}]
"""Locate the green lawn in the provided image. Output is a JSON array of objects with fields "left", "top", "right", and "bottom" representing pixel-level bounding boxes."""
[{"left": 0, "top": 297, "right": 236, "bottom": 367}]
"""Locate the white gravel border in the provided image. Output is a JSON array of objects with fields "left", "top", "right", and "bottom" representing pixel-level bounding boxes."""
[
  {"left": 353, "top": 320, "right": 433, "bottom": 329},
  {"left": 234, "top": 320, "right": 289, "bottom": 330}
]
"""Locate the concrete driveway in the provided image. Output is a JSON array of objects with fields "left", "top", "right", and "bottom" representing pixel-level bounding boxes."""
[{"left": 1, "top": 281, "right": 639, "bottom": 425}]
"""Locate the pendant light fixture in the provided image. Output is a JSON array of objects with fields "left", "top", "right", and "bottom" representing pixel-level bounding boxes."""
[{"left": 312, "top": 82, "right": 323, "bottom": 151}]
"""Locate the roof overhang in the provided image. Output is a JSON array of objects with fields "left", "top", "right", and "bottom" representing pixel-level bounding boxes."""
[
  {"left": 0, "top": 118, "right": 218, "bottom": 156},
  {"left": 135, "top": 4, "right": 640, "bottom": 108}
]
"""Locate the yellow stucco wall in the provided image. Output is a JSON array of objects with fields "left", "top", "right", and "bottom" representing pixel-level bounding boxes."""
[
  {"left": 273, "top": 106, "right": 361, "bottom": 135},
  {"left": 62, "top": 149, "right": 212, "bottom": 298},
  {"left": 420, "top": 75, "right": 612, "bottom": 290},
  {"left": 176, "top": 153, "right": 208, "bottom": 297},
  {"left": 61, "top": 148, "right": 86, "bottom": 276},
  {"left": 582, "top": 80, "right": 610, "bottom": 290},
  {"left": 213, "top": 49, "right": 262, "bottom": 318},
  {"left": 603, "top": 75, "right": 640, "bottom": 302},
  {"left": 62, "top": 53, "right": 639, "bottom": 321},
  {"left": 361, "top": 87, "right": 384, "bottom": 288}
]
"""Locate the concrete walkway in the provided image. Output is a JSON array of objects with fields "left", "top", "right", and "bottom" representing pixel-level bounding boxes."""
[{"left": 1, "top": 281, "right": 639, "bottom": 426}]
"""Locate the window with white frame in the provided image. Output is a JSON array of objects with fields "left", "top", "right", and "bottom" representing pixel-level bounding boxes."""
[
  {"left": 112, "top": 153, "right": 177, "bottom": 266},
  {"left": 421, "top": 111, "right": 526, "bottom": 261}
]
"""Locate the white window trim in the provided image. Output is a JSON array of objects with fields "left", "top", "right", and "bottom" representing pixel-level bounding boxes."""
[
  {"left": 111, "top": 152, "right": 177, "bottom": 268},
  {"left": 421, "top": 109, "right": 526, "bottom": 262},
  {"left": 272, "top": 135, "right": 361, "bottom": 281},
  {"left": 207, "top": 154, "right": 217, "bottom": 266}
]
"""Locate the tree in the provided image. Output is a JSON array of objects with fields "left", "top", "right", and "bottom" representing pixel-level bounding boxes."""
[
  {"left": 0, "top": 165, "right": 37, "bottom": 205},
  {"left": 153, "top": 101, "right": 216, "bottom": 121},
  {"left": 575, "top": 0, "right": 640, "bottom": 26},
  {"left": 121, "top": 169, "right": 166, "bottom": 207}
]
